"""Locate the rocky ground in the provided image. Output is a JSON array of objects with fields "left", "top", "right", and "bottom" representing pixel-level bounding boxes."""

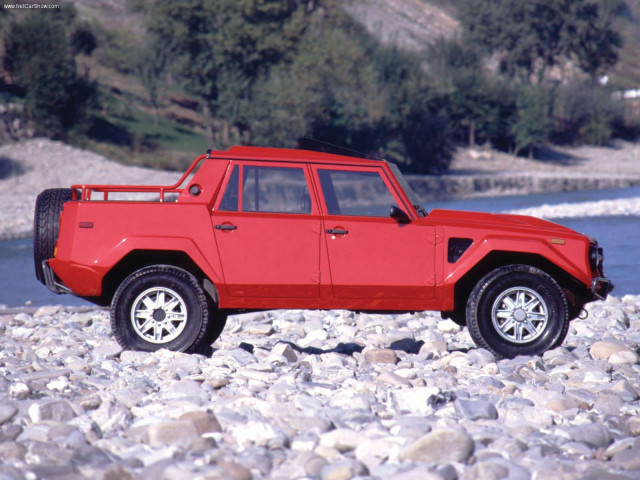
[{"left": 0, "top": 296, "right": 639, "bottom": 479}]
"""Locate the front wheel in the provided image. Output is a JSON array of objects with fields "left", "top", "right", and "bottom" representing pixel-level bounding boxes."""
[
  {"left": 110, "top": 265, "right": 212, "bottom": 352},
  {"left": 466, "top": 265, "right": 569, "bottom": 359}
]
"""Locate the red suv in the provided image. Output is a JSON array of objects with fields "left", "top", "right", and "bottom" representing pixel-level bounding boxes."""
[{"left": 34, "top": 147, "right": 612, "bottom": 358}]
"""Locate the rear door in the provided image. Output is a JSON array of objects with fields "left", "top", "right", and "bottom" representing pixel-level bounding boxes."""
[
  {"left": 313, "top": 165, "right": 435, "bottom": 300},
  {"left": 212, "top": 162, "right": 321, "bottom": 298}
]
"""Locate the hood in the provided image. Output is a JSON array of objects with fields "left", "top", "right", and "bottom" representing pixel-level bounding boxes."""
[{"left": 427, "top": 209, "right": 580, "bottom": 236}]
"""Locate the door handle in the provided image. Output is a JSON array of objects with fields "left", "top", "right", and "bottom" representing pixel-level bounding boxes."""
[
  {"left": 326, "top": 228, "right": 348, "bottom": 235},
  {"left": 215, "top": 224, "right": 237, "bottom": 231}
]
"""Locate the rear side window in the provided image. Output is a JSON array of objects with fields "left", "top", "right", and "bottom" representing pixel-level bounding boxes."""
[
  {"left": 218, "top": 165, "right": 311, "bottom": 214},
  {"left": 219, "top": 165, "right": 239, "bottom": 211},
  {"left": 317, "top": 169, "right": 399, "bottom": 217},
  {"left": 242, "top": 166, "right": 310, "bottom": 214}
]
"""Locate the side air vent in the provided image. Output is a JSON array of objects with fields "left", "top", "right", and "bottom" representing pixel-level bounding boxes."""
[{"left": 448, "top": 238, "right": 473, "bottom": 263}]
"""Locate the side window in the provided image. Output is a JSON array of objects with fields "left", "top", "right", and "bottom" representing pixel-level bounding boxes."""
[
  {"left": 242, "top": 166, "right": 311, "bottom": 214},
  {"left": 219, "top": 165, "right": 240, "bottom": 211},
  {"left": 318, "top": 169, "right": 399, "bottom": 217}
]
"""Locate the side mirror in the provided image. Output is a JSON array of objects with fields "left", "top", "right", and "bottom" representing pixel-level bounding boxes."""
[{"left": 390, "top": 206, "right": 411, "bottom": 223}]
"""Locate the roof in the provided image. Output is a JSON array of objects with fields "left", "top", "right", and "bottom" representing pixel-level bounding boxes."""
[{"left": 205, "top": 146, "right": 384, "bottom": 166}]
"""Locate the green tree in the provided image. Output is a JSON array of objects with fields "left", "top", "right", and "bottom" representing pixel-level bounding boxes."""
[
  {"left": 250, "top": 9, "right": 385, "bottom": 146},
  {"left": 554, "top": 81, "right": 620, "bottom": 145},
  {"left": 370, "top": 45, "right": 440, "bottom": 166},
  {"left": 401, "top": 101, "right": 454, "bottom": 174},
  {"left": 480, "top": 78, "right": 517, "bottom": 151},
  {"left": 135, "top": 35, "right": 169, "bottom": 126},
  {"left": 428, "top": 39, "right": 498, "bottom": 146},
  {"left": 425, "top": 38, "right": 518, "bottom": 151},
  {"left": 458, "top": 0, "right": 621, "bottom": 82},
  {"left": 3, "top": 7, "right": 96, "bottom": 138},
  {"left": 567, "top": 1, "right": 622, "bottom": 78},
  {"left": 71, "top": 22, "right": 98, "bottom": 56},
  {"left": 250, "top": 11, "right": 452, "bottom": 173},
  {"left": 142, "top": 0, "right": 452, "bottom": 172},
  {"left": 511, "top": 86, "right": 552, "bottom": 158},
  {"left": 146, "top": 0, "right": 312, "bottom": 146}
]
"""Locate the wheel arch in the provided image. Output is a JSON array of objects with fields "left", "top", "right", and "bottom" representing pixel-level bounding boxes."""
[
  {"left": 100, "top": 250, "right": 219, "bottom": 307},
  {"left": 448, "top": 251, "right": 589, "bottom": 322}
]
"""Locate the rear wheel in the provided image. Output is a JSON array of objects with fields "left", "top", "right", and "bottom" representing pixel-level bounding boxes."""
[
  {"left": 33, "top": 188, "right": 73, "bottom": 283},
  {"left": 466, "top": 265, "right": 569, "bottom": 359},
  {"left": 447, "top": 312, "right": 467, "bottom": 326},
  {"left": 202, "top": 310, "right": 228, "bottom": 346},
  {"left": 111, "top": 265, "right": 215, "bottom": 352},
  {"left": 190, "top": 309, "right": 229, "bottom": 355}
]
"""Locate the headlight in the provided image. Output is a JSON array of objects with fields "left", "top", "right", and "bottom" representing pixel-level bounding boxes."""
[{"left": 589, "top": 244, "right": 603, "bottom": 272}]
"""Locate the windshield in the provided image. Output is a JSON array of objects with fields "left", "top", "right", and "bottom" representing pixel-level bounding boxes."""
[{"left": 387, "top": 162, "right": 427, "bottom": 217}]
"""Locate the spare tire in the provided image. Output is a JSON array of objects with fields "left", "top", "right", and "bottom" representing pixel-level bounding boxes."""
[{"left": 34, "top": 188, "right": 73, "bottom": 284}]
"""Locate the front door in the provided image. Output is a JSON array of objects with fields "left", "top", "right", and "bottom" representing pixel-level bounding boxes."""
[
  {"left": 314, "top": 166, "right": 435, "bottom": 300},
  {"left": 212, "top": 162, "right": 320, "bottom": 298}
]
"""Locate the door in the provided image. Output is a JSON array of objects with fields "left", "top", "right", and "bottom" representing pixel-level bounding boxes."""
[
  {"left": 314, "top": 166, "right": 435, "bottom": 300},
  {"left": 212, "top": 162, "right": 321, "bottom": 298}
]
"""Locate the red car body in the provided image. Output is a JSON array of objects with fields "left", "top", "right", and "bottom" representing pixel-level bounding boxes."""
[{"left": 37, "top": 146, "right": 612, "bottom": 356}]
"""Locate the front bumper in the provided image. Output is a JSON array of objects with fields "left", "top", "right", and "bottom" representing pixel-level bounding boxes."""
[{"left": 590, "top": 277, "right": 614, "bottom": 301}]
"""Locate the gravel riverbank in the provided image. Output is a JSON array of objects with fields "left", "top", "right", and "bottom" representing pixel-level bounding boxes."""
[
  {"left": 0, "top": 296, "right": 639, "bottom": 479},
  {"left": 0, "top": 139, "right": 179, "bottom": 241}
]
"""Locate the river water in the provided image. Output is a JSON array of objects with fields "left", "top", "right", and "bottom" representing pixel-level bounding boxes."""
[{"left": 1, "top": 187, "right": 638, "bottom": 307}]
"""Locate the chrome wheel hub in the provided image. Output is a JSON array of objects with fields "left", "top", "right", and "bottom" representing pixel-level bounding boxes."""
[
  {"left": 491, "top": 287, "right": 548, "bottom": 344},
  {"left": 131, "top": 287, "right": 187, "bottom": 344}
]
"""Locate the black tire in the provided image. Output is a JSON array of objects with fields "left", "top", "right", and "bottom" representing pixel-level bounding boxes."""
[
  {"left": 466, "top": 265, "right": 569, "bottom": 359},
  {"left": 33, "top": 188, "right": 73, "bottom": 284},
  {"left": 203, "top": 309, "right": 228, "bottom": 345},
  {"left": 110, "top": 265, "right": 212, "bottom": 353},
  {"left": 449, "top": 312, "right": 467, "bottom": 327},
  {"left": 190, "top": 308, "right": 229, "bottom": 355}
]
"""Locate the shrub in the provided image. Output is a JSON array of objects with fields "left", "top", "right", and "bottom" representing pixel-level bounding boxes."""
[
  {"left": 554, "top": 81, "right": 621, "bottom": 145},
  {"left": 511, "top": 86, "right": 553, "bottom": 158},
  {"left": 3, "top": 8, "right": 97, "bottom": 139}
]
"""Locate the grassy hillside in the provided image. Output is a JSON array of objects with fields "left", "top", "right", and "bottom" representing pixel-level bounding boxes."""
[{"left": 63, "top": 0, "right": 209, "bottom": 169}]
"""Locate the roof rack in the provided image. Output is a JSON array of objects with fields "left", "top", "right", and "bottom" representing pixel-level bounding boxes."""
[{"left": 72, "top": 153, "right": 208, "bottom": 202}]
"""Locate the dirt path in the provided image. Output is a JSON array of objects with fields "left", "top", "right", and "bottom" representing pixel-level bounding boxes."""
[{"left": 451, "top": 141, "right": 640, "bottom": 177}]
